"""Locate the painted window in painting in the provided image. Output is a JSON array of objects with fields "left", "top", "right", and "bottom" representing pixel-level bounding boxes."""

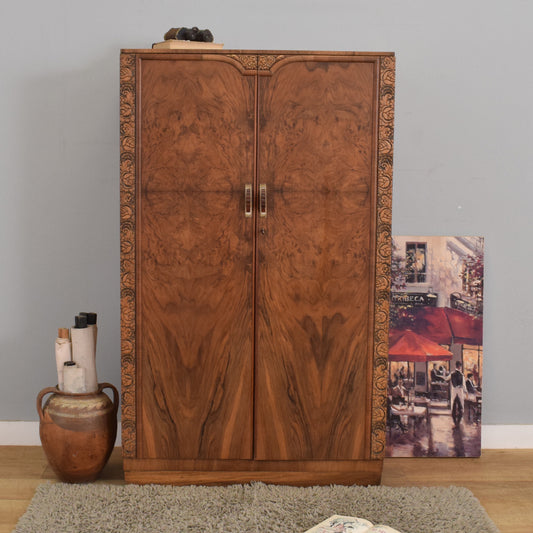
[
  {"left": 462, "top": 255, "right": 484, "bottom": 301},
  {"left": 463, "top": 345, "right": 483, "bottom": 389},
  {"left": 405, "top": 242, "right": 427, "bottom": 283}
]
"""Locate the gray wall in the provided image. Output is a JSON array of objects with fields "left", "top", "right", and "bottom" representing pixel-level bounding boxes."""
[{"left": 1, "top": 0, "right": 531, "bottom": 424}]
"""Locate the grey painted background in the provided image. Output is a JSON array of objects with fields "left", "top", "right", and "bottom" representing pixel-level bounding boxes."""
[{"left": 1, "top": 0, "right": 531, "bottom": 424}]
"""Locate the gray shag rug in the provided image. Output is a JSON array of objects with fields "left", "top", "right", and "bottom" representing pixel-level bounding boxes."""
[{"left": 13, "top": 482, "right": 499, "bottom": 533}]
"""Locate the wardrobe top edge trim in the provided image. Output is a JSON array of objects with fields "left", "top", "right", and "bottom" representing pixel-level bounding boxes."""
[{"left": 121, "top": 49, "right": 395, "bottom": 57}]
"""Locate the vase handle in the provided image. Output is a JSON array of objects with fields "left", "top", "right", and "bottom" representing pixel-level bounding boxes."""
[
  {"left": 100, "top": 382, "right": 119, "bottom": 414},
  {"left": 36, "top": 387, "right": 59, "bottom": 422}
]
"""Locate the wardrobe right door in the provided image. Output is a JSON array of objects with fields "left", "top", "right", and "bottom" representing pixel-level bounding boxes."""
[{"left": 254, "top": 55, "right": 380, "bottom": 461}]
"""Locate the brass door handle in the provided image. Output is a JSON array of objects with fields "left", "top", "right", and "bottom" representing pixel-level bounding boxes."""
[
  {"left": 244, "top": 184, "right": 252, "bottom": 218},
  {"left": 259, "top": 184, "right": 267, "bottom": 218}
]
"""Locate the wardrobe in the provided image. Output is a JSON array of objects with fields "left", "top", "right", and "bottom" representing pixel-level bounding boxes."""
[{"left": 120, "top": 49, "right": 395, "bottom": 485}]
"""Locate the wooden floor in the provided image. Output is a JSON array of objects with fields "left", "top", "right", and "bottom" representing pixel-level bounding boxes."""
[{"left": 1, "top": 447, "right": 532, "bottom": 533}]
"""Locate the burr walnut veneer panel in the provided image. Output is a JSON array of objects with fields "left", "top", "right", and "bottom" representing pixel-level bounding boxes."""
[
  {"left": 138, "top": 59, "right": 255, "bottom": 460},
  {"left": 255, "top": 60, "right": 376, "bottom": 460}
]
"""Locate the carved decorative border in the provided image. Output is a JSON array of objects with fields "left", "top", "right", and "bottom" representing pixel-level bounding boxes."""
[
  {"left": 227, "top": 54, "right": 257, "bottom": 71},
  {"left": 371, "top": 55, "right": 395, "bottom": 459},
  {"left": 226, "top": 54, "right": 286, "bottom": 72},
  {"left": 120, "top": 52, "right": 137, "bottom": 458},
  {"left": 258, "top": 54, "right": 285, "bottom": 71}
]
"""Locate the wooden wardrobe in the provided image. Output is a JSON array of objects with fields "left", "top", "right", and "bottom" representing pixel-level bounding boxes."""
[{"left": 120, "top": 49, "right": 395, "bottom": 485}]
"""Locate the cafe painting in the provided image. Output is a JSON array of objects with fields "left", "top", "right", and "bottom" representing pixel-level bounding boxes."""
[{"left": 387, "top": 236, "right": 484, "bottom": 457}]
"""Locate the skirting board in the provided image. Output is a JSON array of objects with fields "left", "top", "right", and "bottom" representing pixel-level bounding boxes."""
[{"left": 1, "top": 422, "right": 532, "bottom": 449}]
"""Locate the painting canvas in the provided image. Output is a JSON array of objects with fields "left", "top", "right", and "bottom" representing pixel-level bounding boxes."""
[{"left": 387, "top": 236, "right": 484, "bottom": 457}]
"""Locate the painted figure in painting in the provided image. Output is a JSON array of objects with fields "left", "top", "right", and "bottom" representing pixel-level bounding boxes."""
[{"left": 447, "top": 361, "right": 466, "bottom": 427}]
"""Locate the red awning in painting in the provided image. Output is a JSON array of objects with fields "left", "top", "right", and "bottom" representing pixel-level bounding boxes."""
[
  {"left": 389, "top": 328, "right": 404, "bottom": 347},
  {"left": 444, "top": 307, "right": 483, "bottom": 345},
  {"left": 411, "top": 306, "right": 483, "bottom": 345},
  {"left": 388, "top": 330, "right": 453, "bottom": 362}
]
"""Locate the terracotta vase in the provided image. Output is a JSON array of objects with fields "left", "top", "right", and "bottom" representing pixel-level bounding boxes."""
[{"left": 37, "top": 382, "right": 119, "bottom": 483}]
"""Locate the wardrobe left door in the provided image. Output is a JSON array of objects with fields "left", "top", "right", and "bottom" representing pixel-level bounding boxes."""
[{"left": 136, "top": 56, "right": 256, "bottom": 460}]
